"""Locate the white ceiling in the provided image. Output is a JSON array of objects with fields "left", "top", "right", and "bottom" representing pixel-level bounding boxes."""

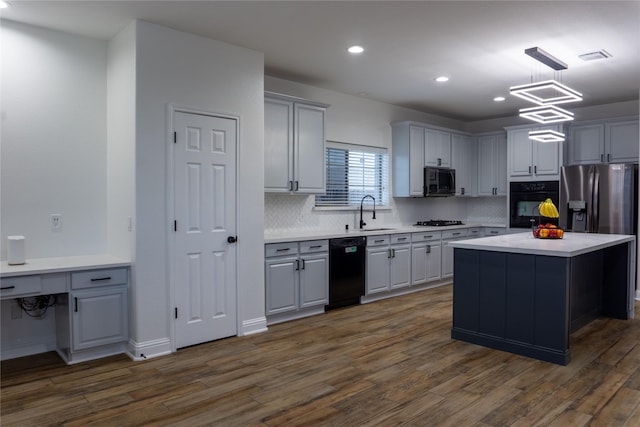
[{"left": 3, "top": 1, "right": 639, "bottom": 121}]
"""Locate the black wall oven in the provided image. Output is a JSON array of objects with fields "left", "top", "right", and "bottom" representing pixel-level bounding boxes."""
[{"left": 510, "top": 180, "right": 560, "bottom": 228}]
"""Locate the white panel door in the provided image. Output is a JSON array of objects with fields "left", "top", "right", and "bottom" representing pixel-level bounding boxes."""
[{"left": 173, "top": 111, "right": 237, "bottom": 349}]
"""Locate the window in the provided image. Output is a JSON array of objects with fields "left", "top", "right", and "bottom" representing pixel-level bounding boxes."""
[{"left": 316, "top": 142, "right": 389, "bottom": 207}]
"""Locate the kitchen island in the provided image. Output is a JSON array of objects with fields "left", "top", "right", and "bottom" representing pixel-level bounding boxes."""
[{"left": 449, "top": 232, "right": 636, "bottom": 365}]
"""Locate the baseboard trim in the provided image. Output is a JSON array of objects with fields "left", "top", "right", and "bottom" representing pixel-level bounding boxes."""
[
  {"left": 126, "top": 337, "right": 172, "bottom": 361},
  {"left": 1, "top": 341, "right": 57, "bottom": 361},
  {"left": 240, "top": 316, "right": 268, "bottom": 336}
]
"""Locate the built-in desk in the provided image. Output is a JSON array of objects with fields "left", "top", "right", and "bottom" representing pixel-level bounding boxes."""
[
  {"left": 1, "top": 255, "right": 130, "bottom": 364},
  {"left": 449, "top": 232, "right": 636, "bottom": 365}
]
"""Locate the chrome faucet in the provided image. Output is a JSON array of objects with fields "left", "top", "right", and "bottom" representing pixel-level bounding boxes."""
[{"left": 359, "top": 195, "right": 376, "bottom": 229}]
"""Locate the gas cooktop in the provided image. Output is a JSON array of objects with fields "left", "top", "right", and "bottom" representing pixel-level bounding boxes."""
[{"left": 415, "top": 220, "right": 465, "bottom": 227}]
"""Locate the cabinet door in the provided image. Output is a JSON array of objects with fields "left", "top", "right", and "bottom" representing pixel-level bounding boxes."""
[
  {"left": 389, "top": 245, "right": 411, "bottom": 290},
  {"left": 409, "top": 126, "right": 425, "bottom": 196},
  {"left": 607, "top": 120, "right": 639, "bottom": 163},
  {"left": 568, "top": 124, "right": 605, "bottom": 165},
  {"left": 426, "top": 243, "right": 442, "bottom": 282},
  {"left": 72, "top": 287, "right": 128, "bottom": 351},
  {"left": 264, "top": 98, "right": 294, "bottom": 192},
  {"left": 294, "top": 103, "right": 326, "bottom": 194},
  {"left": 534, "top": 139, "right": 561, "bottom": 177},
  {"left": 411, "top": 244, "right": 428, "bottom": 285},
  {"left": 265, "top": 257, "right": 299, "bottom": 314},
  {"left": 441, "top": 239, "right": 455, "bottom": 279},
  {"left": 495, "top": 135, "right": 508, "bottom": 195},
  {"left": 366, "top": 247, "right": 390, "bottom": 294},
  {"left": 477, "top": 136, "right": 495, "bottom": 196},
  {"left": 299, "top": 253, "right": 328, "bottom": 308},
  {"left": 452, "top": 134, "right": 475, "bottom": 196},
  {"left": 425, "top": 129, "right": 451, "bottom": 167},
  {"left": 509, "top": 128, "right": 534, "bottom": 177}
]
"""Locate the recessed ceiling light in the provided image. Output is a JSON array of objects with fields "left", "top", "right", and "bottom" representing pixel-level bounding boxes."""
[
  {"left": 0, "top": 1, "right": 10, "bottom": 8},
  {"left": 434, "top": 76, "right": 449, "bottom": 83},
  {"left": 347, "top": 45, "right": 364, "bottom": 54},
  {"left": 493, "top": 96, "right": 506, "bottom": 102}
]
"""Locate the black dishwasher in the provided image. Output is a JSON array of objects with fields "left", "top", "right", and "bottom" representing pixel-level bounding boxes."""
[{"left": 327, "top": 236, "right": 366, "bottom": 310}]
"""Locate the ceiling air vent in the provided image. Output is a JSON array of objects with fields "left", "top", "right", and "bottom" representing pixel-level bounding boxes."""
[{"left": 579, "top": 50, "right": 612, "bottom": 61}]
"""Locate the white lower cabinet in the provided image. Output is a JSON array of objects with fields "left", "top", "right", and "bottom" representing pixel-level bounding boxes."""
[
  {"left": 366, "top": 234, "right": 411, "bottom": 294},
  {"left": 56, "top": 267, "right": 129, "bottom": 364},
  {"left": 411, "top": 231, "right": 442, "bottom": 285},
  {"left": 483, "top": 227, "right": 506, "bottom": 237},
  {"left": 442, "top": 229, "right": 469, "bottom": 279},
  {"left": 265, "top": 240, "right": 328, "bottom": 319}
]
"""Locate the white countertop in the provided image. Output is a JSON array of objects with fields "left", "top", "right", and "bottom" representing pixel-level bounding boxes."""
[
  {"left": 449, "top": 232, "right": 635, "bottom": 257},
  {"left": 264, "top": 223, "right": 504, "bottom": 244},
  {"left": 1, "top": 254, "right": 131, "bottom": 277}
]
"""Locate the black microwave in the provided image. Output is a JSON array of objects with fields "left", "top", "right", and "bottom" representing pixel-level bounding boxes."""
[{"left": 424, "top": 167, "right": 456, "bottom": 197}]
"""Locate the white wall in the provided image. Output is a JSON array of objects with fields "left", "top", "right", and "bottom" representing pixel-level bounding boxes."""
[
  {"left": 130, "top": 21, "right": 264, "bottom": 356},
  {"left": 0, "top": 20, "right": 108, "bottom": 259}
]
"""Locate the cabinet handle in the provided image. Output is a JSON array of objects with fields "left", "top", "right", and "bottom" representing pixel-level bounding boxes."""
[
  {"left": 0, "top": 285, "right": 16, "bottom": 290},
  {"left": 491, "top": 231, "right": 499, "bottom": 234},
  {"left": 534, "top": 165, "right": 537, "bottom": 174},
  {"left": 397, "top": 237, "right": 407, "bottom": 241},
  {"left": 601, "top": 154, "right": 604, "bottom": 162},
  {"left": 74, "top": 297, "right": 78, "bottom": 312},
  {"left": 387, "top": 249, "right": 392, "bottom": 259},
  {"left": 90, "top": 277, "right": 112, "bottom": 282},
  {"left": 392, "top": 249, "right": 396, "bottom": 258},
  {"left": 295, "top": 259, "right": 300, "bottom": 271},
  {"left": 426, "top": 245, "right": 431, "bottom": 254},
  {"left": 424, "top": 235, "right": 432, "bottom": 239},
  {"left": 276, "top": 248, "right": 290, "bottom": 252},
  {"left": 453, "top": 232, "right": 461, "bottom": 236},
  {"left": 295, "top": 181, "right": 299, "bottom": 191},
  {"left": 529, "top": 166, "right": 532, "bottom": 174},
  {"left": 301, "top": 259, "right": 306, "bottom": 270},
  {"left": 461, "top": 187, "right": 465, "bottom": 195},
  {"left": 289, "top": 180, "right": 294, "bottom": 191},
  {"left": 375, "top": 239, "right": 385, "bottom": 243},
  {"left": 607, "top": 153, "right": 610, "bottom": 162},
  {"left": 309, "top": 245, "right": 322, "bottom": 249},
  {"left": 437, "top": 158, "right": 442, "bottom": 166}
]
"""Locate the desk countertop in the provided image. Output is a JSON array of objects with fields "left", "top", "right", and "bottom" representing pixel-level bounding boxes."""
[{"left": 1, "top": 254, "right": 131, "bottom": 277}]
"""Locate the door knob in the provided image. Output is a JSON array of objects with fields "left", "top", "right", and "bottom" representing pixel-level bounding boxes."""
[{"left": 227, "top": 236, "right": 237, "bottom": 244}]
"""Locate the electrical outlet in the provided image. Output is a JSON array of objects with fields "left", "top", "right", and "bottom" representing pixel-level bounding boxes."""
[{"left": 51, "top": 214, "right": 62, "bottom": 231}]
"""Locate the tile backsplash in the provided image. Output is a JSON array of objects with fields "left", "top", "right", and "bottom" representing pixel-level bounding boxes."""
[{"left": 265, "top": 193, "right": 507, "bottom": 232}]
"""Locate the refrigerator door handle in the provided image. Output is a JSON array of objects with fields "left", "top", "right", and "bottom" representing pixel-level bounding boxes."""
[{"left": 591, "top": 168, "right": 600, "bottom": 233}]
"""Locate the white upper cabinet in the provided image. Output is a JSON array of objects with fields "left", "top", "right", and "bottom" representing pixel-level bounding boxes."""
[
  {"left": 568, "top": 118, "right": 638, "bottom": 165},
  {"left": 424, "top": 128, "right": 452, "bottom": 167},
  {"left": 477, "top": 133, "right": 507, "bottom": 196},
  {"left": 507, "top": 124, "right": 563, "bottom": 181},
  {"left": 451, "top": 133, "right": 476, "bottom": 196},
  {"left": 264, "top": 93, "right": 329, "bottom": 194}
]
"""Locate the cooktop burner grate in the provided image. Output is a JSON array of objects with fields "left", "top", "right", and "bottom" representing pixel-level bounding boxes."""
[{"left": 415, "top": 220, "right": 465, "bottom": 227}]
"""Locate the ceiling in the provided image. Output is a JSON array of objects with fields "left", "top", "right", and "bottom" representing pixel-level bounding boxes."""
[{"left": 3, "top": 1, "right": 639, "bottom": 121}]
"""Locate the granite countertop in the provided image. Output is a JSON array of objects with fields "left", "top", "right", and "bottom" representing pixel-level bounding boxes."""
[
  {"left": 265, "top": 223, "right": 505, "bottom": 244},
  {"left": 449, "top": 231, "right": 635, "bottom": 257},
  {"left": 1, "top": 254, "right": 131, "bottom": 277}
]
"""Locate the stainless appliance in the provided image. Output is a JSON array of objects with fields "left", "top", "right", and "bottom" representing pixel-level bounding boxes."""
[
  {"left": 560, "top": 163, "right": 638, "bottom": 234},
  {"left": 423, "top": 167, "right": 455, "bottom": 197},
  {"left": 327, "top": 237, "right": 366, "bottom": 310},
  {"left": 509, "top": 181, "right": 560, "bottom": 228}
]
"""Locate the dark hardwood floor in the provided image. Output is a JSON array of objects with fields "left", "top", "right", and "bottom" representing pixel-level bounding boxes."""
[{"left": 2, "top": 285, "right": 640, "bottom": 426}]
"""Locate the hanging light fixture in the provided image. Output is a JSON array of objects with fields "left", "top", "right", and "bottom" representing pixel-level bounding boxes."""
[
  {"left": 519, "top": 105, "right": 574, "bottom": 124},
  {"left": 528, "top": 129, "right": 566, "bottom": 143},
  {"left": 510, "top": 80, "right": 582, "bottom": 105}
]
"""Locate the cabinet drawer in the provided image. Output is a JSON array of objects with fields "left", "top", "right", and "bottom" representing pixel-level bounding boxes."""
[
  {"left": 412, "top": 231, "right": 442, "bottom": 242},
  {"left": 467, "top": 227, "right": 482, "bottom": 238},
  {"left": 299, "top": 240, "right": 328, "bottom": 254},
  {"left": 71, "top": 268, "right": 128, "bottom": 290},
  {"left": 390, "top": 234, "right": 411, "bottom": 245},
  {"left": 1, "top": 275, "right": 42, "bottom": 299},
  {"left": 265, "top": 242, "right": 299, "bottom": 258},
  {"left": 484, "top": 227, "right": 506, "bottom": 236},
  {"left": 367, "top": 235, "right": 390, "bottom": 247},
  {"left": 442, "top": 229, "right": 468, "bottom": 240}
]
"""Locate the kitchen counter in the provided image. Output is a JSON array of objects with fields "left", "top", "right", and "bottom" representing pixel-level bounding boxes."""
[
  {"left": 450, "top": 232, "right": 636, "bottom": 365},
  {"left": 265, "top": 223, "right": 504, "bottom": 243},
  {"left": 449, "top": 231, "right": 635, "bottom": 257},
  {"left": 1, "top": 254, "right": 130, "bottom": 277}
]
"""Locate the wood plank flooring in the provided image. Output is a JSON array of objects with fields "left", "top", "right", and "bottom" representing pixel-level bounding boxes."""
[{"left": 3, "top": 284, "right": 640, "bottom": 426}]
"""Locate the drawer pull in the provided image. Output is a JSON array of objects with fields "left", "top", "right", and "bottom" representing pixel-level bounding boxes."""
[
  {"left": 90, "top": 277, "right": 112, "bottom": 282},
  {"left": 74, "top": 297, "right": 78, "bottom": 312},
  {"left": 397, "top": 237, "right": 407, "bottom": 241},
  {"left": 276, "top": 248, "right": 291, "bottom": 252},
  {"left": 423, "top": 235, "right": 433, "bottom": 239},
  {"left": 1, "top": 285, "right": 16, "bottom": 290},
  {"left": 309, "top": 245, "right": 322, "bottom": 249},
  {"left": 453, "top": 232, "right": 461, "bottom": 236},
  {"left": 375, "top": 239, "right": 385, "bottom": 243}
]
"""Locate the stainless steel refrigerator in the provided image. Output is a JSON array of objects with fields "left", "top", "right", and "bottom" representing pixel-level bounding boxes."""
[{"left": 559, "top": 163, "right": 638, "bottom": 234}]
